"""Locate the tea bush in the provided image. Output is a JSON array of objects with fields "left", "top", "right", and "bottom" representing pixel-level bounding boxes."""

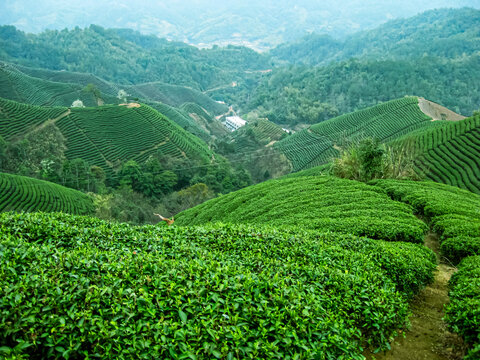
[
  {"left": 445, "top": 256, "right": 480, "bottom": 360},
  {"left": 176, "top": 176, "right": 427, "bottom": 243},
  {"left": 372, "top": 179, "right": 480, "bottom": 263},
  {"left": 0, "top": 212, "right": 436, "bottom": 359}
]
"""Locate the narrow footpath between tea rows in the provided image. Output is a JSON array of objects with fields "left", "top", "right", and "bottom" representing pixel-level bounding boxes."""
[{"left": 368, "top": 232, "right": 466, "bottom": 360}]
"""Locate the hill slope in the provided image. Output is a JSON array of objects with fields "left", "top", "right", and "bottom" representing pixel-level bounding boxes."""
[
  {"left": 271, "top": 8, "right": 480, "bottom": 65},
  {"left": 395, "top": 113, "right": 480, "bottom": 193},
  {"left": 0, "top": 25, "right": 271, "bottom": 91},
  {"left": 176, "top": 175, "right": 427, "bottom": 243},
  {"left": 0, "top": 172, "right": 94, "bottom": 214},
  {"left": 0, "top": 97, "right": 214, "bottom": 176},
  {"left": 0, "top": 62, "right": 228, "bottom": 114},
  {"left": 275, "top": 97, "right": 453, "bottom": 171}
]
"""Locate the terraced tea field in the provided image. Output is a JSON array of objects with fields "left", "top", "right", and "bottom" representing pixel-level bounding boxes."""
[
  {"left": 0, "top": 98, "right": 214, "bottom": 176},
  {"left": 176, "top": 175, "right": 428, "bottom": 242},
  {"left": 395, "top": 113, "right": 480, "bottom": 194},
  {"left": 276, "top": 97, "right": 441, "bottom": 171},
  {"left": 0, "top": 172, "right": 94, "bottom": 214},
  {"left": 0, "top": 63, "right": 104, "bottom": 107},
  {"left": 372, "top": 179, "right": 480, "bottom": 359}
]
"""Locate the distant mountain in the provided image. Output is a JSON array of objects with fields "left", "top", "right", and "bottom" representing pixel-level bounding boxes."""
[
  {"left": 0, "top": 25, "right": 271, "bottom": 91},
  {"left": 271, "top": 8, "right": 480, "bottom": 64},
  {"left": 1, "top": 1, "right": 479, "bottom": 49}
]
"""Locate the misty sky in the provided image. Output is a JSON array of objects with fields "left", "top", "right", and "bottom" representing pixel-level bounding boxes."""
[{"left": 1, "top": 0, "right": 479, "bottom": 47}]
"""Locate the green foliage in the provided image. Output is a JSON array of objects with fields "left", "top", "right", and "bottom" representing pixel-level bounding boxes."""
[
  {"left": 0, "top": 211, "right": 436, "bottom": 359},
  {"left": 372, "top": 179, "right": 480, "bottom": 264},
  {"left": 177, "top": 176, "right": 427, "bottom": 243},
  {"left": 276, "top": 97, "right": 435, "bottom": 171},
  {"left": 0, "top": 172, "right": 94, "bottom": 215},
  {"left": 271, "top": 8, "right": 480, "bottom": 65},
  {"left": 395, "top": 113, "right": 480, "bottom": 194},
  {"left": 0, "top": 25, "right": 271, "bottom": 92},
  {"left": 445, "top": 256, "right": 480, "bottom": 359},
  {"left": 0, "top": 98, "right": 214, "bottom": 185},
  {"left": 0, "top": 63, "right": 102, "bottom": 107},
  {"left": 331, "top": 138, "right": 420, "bottom": 182},
  {"left": 0, "top": 97, "right": 67, "bottom": 141},
  {"left": 248, "top": 55, "right": 480, "bottom": 126},
  {"left": 441, "top": 237, "right": 480, "bottom": 265}
]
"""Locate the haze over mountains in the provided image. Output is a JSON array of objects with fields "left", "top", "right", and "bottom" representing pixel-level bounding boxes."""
[{"left": 2, "top": 0, "right": 480, "bottom": 49}]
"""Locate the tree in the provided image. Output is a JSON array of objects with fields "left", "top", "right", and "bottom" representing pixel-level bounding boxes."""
[
  {"left": 154, "top": 171, "right": 178, "bottom": 194},
  {"left": 71, "top": 99, "right": 85, "bottom": 108},
  {"left": 119, "top": 160, "right": 143, "bottom": 192},
  {"left": 331, "top": 137, "right": 421, "bottom": 181}
]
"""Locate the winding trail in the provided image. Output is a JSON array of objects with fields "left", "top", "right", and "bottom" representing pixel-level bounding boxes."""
[{"left": 368, "top": 232, "right": 465, "bottom": 360}]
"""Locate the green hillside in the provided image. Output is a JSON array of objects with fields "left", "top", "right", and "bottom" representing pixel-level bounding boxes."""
[
  {"left": 0, "top": 172, "right": 94, "bottom": 215},
  {"left": 0, "top": 211, "right": 435, "bottom": 359},
  {"left": 0, "top": 97, "right": 214, "bottom": 175},
  {"left": 271, "top": 8, "right": 480, "bottom": 65},
  {"left": 395, "top": 113, "right": 480, "bottom": 194},
  {"left": 0, "top": 63, "right": 106, "bottom": 107},
  {"left": 0, "top": 25, "right": 271, "bottom": 92},
  {"left": 176, "top": 175, "right": 427, "bottom": 243},
  {"left": 0, "top": 62, "right": 228, "bottom": 116},
  {"left": 147, "top": 101, "right": 211, "bottom": 141},
  {"left": 233, "top": 118, "right": 286, "bottom": 152},
  {"left": 275, "top": 97, "right": 439, "bottom": 171},
  {"left": 128, "top": 82, "right": 227, "bottom": 115}
]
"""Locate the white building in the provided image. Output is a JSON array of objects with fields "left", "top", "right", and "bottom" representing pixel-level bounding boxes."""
[{"left": 225, "top": 116, "right": 247, "bottom": 131}]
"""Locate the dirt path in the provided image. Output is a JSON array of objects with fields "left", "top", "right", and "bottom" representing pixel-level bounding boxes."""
[
  {"left": 418, "top": 98, "right": 465, "bottom": 121},
  {"left": 367, "top": 232, "right": 465, "bottom": 360},
  {"left": 34, "top": 109, "right": 71, "bottom": 132}
]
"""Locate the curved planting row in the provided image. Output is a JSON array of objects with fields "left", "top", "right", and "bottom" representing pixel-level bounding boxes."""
[
  {"left": 0, "top": 212, "right": 435, "bottom": 359},
  {"left": 276, "top": 97, "right": 436, "bottom": 171},
  {"left": 372, "top": 179, "right": 480, "bottom": 358},
  {"left": 177, "top": 176, "right": 427, "bottom": 243},
  {"left": 55, "top": 104, "right": 213, "bottom": 175},
  {"left": 0, "top": 65, "right": 97, "bottom": 107},
  {"left": 397, "top": 114, "right": 480, "bottom": 194},
  {"left": 148, "top": 101, "right": 210, "bottom": 141},
  {"left": 0, "top": 172, "right": 94, "bottom": 215},
  {"left": 0, "top": 97, "right": 66, "bottom": 140}
]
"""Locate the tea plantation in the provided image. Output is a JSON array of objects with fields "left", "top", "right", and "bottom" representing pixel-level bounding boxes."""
[
  {"left": 0, "top": 63, "right": 101, "bottom": 107},
  {"left": 176, "top": 176, "right": 428, "bottom": 243},
  {"left": 372, "top": 179, "right": 480, "bottom": 358},
  {"left": 395, "top": 113, "right": 480, "bottom": 194},
  {"left": 0, "top": 98, "right": 214, "bottom": 175},
  {"left": 0, "top": 172, "right": 94, "bottom": 215},
  {"left": 0, "top": 212, "right": 436, "bottom": 359},
  {"left": 276, "top": 97, "right": 437, "bottom": 171}
]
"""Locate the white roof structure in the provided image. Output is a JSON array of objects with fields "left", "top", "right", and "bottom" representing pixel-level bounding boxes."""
[{"left": 225, "top": 116, "right": 247, "bottom": 131}]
